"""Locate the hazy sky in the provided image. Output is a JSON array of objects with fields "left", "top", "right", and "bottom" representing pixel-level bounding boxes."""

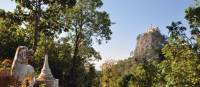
[{"left": 0, "top": 0, "right": 194, "bottom": 70}]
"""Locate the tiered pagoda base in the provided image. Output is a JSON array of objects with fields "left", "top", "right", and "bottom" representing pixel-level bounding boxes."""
[{"left": 36, "top": 54, "right": 59, "bottom": 87}]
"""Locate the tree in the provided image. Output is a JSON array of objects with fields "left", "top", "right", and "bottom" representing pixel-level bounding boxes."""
[
  {"left": 185, "top": 1, "right": 200, "bottom": 56},
  {"left": 84, "top": 64, "right": 99, "bottom": 87},
  {"left": 0, "top": 0, "right": 107, "bottom": 86},
  {"left": 0, "top": 10, "right": 31, "bottom": 59},
  {"left": 99, "top": 21, "right": 200, "bottom": 87},
  {"left": 64, "top": 0, "right": 112, "bottom": 86},
  {"left": 118, "top": 74, "right": 133, "bottom": 87},
  {"left": 157, "top": 21, "right": 200, "bottom": 86},
  {"left": 0, "top": 0, "right": 77, "bottom": 57},
  {"left": 100, "top": 59, "right": 116, "bottom": 87},
  {"left": 3, "top": 0, "right": 76, "bottom": 52},
  {"left": 185, "top": 2, "right": 200, "bottom": 36}
]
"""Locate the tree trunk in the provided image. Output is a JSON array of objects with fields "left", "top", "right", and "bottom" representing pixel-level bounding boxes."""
[
  {"left": 32, "top": 0, "right": 41, "bottom": 52},
  {"left": 69, "top": 27, "right": 80, "bottom": 87}
]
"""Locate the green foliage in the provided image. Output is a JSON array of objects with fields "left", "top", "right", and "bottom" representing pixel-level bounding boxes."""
[
  {"left": 39, "top": 84, "right": 47, "bottom": 87},
  {"left": 65, "top": 0, "right": 112, "bottom": 46},
  {"left": 166, "top": 21, "right": 187, "bottom": 41},
  {"left": 185, "top": 1, "right": 200, "bottom": 56},
  {"left": 63, "top": 0, "right": 112, "bottom": 86},
  {"left": 5, "top": 0, "right": 77, "bottom": 51},
  {"left": 0, "top": 18, "right": 31, "bottom": 59},
  {"left": 156, "top": 22, "right": 200, "bottom": 86},
  {"left": 118, "top": 74, "right": 133, "bottom": 87},
  {"left": 100, "top": 20, "right": 200, "bottom": 87},
  {"left": 0, "top": 0, "right": 111, "bottom": 87},
  {"left": 185, "top": 5, "right": 200, "bottom": 36}
]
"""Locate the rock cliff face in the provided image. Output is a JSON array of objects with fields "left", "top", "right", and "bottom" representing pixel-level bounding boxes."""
[{"left": 133, "top": 26, "right": 165, "bottom": 62}]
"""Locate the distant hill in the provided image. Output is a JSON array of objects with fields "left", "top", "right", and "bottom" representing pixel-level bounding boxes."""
[
  {"left": 112, "top": 26, "right": 166, "bottom": 72},
  {"left": 100, "top": 26, "right": 167, "bottom": 86},
  {"left": 104, "top": 25, "right": 166, "bottom": 73}
]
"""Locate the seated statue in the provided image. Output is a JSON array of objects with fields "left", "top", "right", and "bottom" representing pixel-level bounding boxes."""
[{"left": 11, "top": 46, "right": 35, "bottom": 87}]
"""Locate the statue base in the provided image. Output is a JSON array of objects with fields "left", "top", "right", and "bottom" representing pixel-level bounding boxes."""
[{"left": 36, "top": 79, "right": 59, "bottom": 87}]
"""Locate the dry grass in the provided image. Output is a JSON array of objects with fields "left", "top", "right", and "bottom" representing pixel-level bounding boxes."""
[
  {"left": 0, "top": 59, "right": 17, "bottom": 87},
  {"left": 0, "top": 71, "right": 15, "bottom": 87}
]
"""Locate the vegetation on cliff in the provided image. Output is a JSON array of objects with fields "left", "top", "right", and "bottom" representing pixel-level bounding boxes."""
[
  {"left": 100, "top": 1, "right": 200, "bottom": 86},
  {"left": 1, "top": 0, "right": 200, "bottom": 87}
]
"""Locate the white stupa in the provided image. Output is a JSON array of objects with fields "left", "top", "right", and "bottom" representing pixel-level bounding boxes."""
[
  {"left": 37, "top": 54, "right": 59, "bottom": 87},
  {"left": 37, "top": 54, "right": 54, "bottom": 80},
  {"left": 147, "top": 24, "right": 158, "bottom": 33}
]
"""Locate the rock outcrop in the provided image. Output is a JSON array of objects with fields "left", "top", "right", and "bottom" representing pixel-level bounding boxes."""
[{"left": 133, "top": 25, "right": 166, "bottom": 62}]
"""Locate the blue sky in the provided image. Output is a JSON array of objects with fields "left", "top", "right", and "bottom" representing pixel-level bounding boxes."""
[
  {"left": 0, "top": 0, "right": 195, "bottom": 70},
  {"left": 93, "top": 0, "right": 193, "bottom": 69}
]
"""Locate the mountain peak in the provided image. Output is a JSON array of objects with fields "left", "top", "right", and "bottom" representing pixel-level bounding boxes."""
[
  {"left": 147, "top": 25, "right": 159, "bottom": 33},
  {"left": 133, "top": 26, "right": 165, "bottom": 62}
]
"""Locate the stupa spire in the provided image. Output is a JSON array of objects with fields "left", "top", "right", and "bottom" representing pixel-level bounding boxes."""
[{"left": 37, "top": 54, "right": 54, "bottom": 80}]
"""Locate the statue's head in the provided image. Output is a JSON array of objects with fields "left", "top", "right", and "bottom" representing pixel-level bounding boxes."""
[
  {"left": 27, "top": 49, "right": 34, "bottom": 59},
  {"left": 16, "top": 46, "right": 29, "bottom": 64},
  {"left": 15, "top": 46, "right": 35, "bottom": 63}
]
